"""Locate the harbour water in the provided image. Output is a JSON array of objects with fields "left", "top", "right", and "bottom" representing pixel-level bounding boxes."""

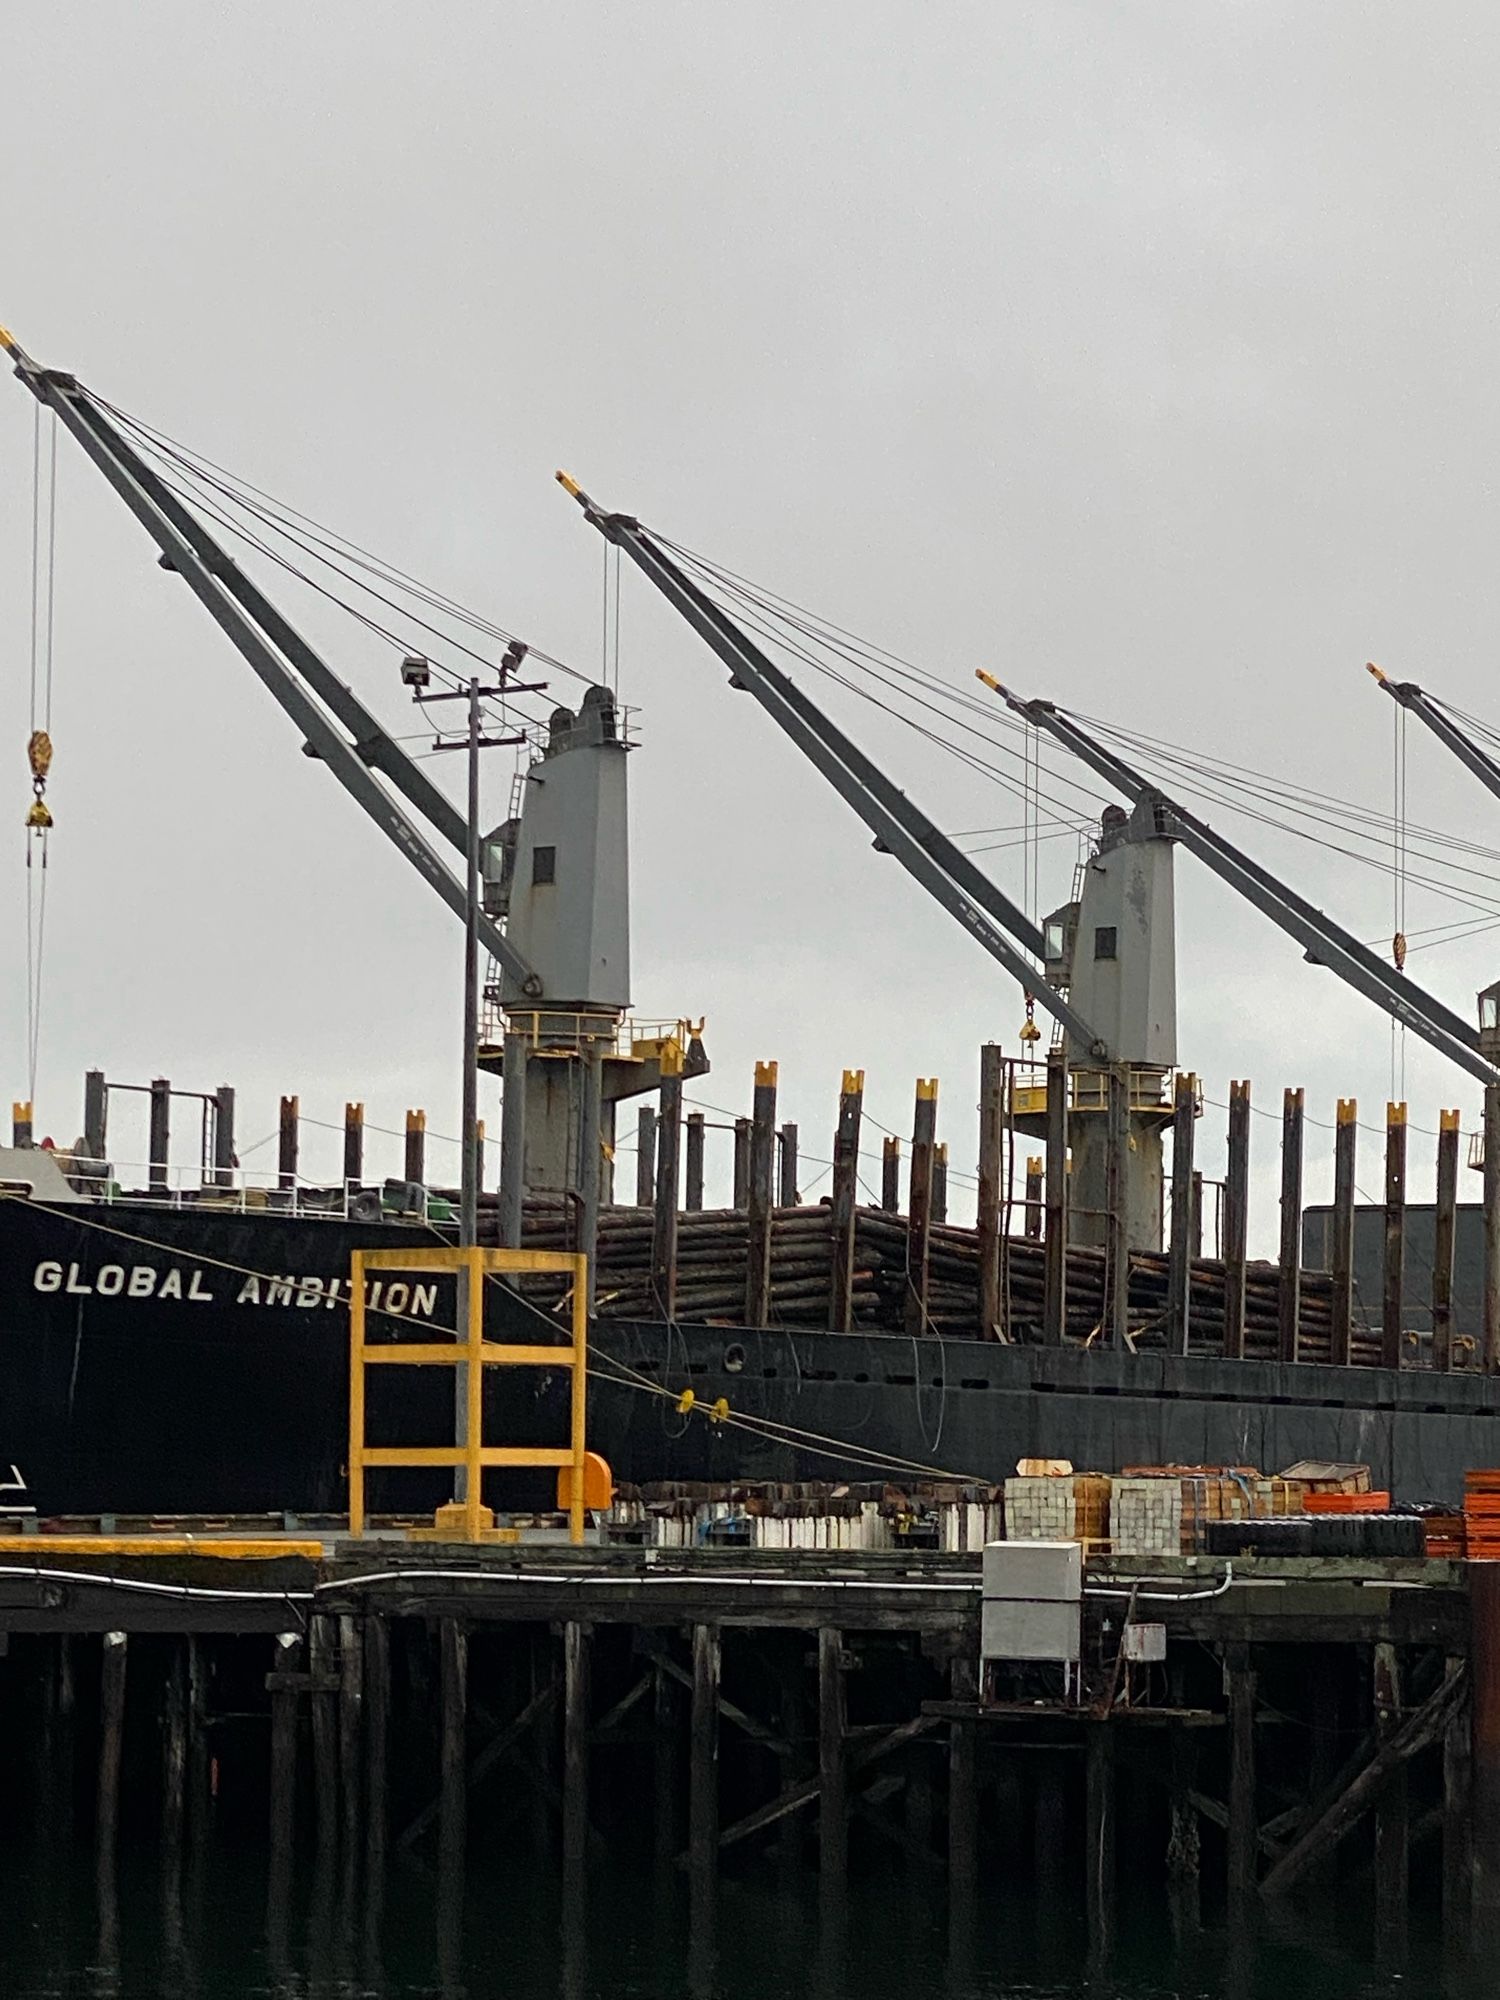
[{"left": 0, "top": 1841, "right": 1461, "bottom": 2000}]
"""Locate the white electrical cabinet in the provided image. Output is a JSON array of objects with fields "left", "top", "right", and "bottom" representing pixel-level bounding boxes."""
[{"left": 980, "top": 1539, "right": 1082, "bottom": 1664}]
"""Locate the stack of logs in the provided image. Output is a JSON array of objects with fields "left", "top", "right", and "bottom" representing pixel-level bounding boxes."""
[
  {"left": 507, "top": 1198, "right": 1371, "bottom": 1363},
  {"left": 452, "top": 1047, "right": 1470, "bottom": 1369},
  {"left": 477, "top": 1045, "right": 1409, "bottom": 1365}
]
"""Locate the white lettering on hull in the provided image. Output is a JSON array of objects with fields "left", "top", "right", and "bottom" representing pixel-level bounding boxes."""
[{"left": 31, "top": 1258, "right": 442, "bottom": 1320}]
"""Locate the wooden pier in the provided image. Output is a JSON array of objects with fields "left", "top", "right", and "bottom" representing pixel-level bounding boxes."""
[{"left": 2, "top": 1533, "right": 1498, "bottom": 1968}]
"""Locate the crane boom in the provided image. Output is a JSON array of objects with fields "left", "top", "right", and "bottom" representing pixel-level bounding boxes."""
[
  {"left": 1, "top": 326, "right": 541, "bottom": 996},
  {"left": 556, "top": 475, "right": 1108, "bottom": 1057},
  {"left": 979, "top": 674, "right": 1498, "bottom": 1089},
  {"left": 1368, "top": 663, "right": 1500, "bottom": 809}
]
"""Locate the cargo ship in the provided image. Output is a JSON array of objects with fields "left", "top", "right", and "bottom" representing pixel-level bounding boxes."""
[{"left": 6, "top": 324, "right": 1500, "bottom": 1519}]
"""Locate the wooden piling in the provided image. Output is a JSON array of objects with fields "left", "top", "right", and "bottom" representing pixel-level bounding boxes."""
[
  {"left": 1168, "top": 1072, "right": 1196, "bottom": 1355},
  {"left": 310, "top": 1615, "right": 339, "bottom": 1856},
  {"left": 11, "top": 1098, "right": 31, "bottom": 1147},
  {"left": 779, "top": 1122, "right": 799, "bottom": 1206},
  {"left": 364, "top": 1613, "right": 390, "bottom": 1882},
  {"left": 818, "top": 1627, "right": 847, "bottom": 1903},
  {"left": 652, "top": 1077, "right": 681, "bottom": 1320},
  {"left": 405, "top": 1109, "right": 426, "bottom": 1187},
  {"left": 1226, "top": 1643, "right": 1257, "bottom": 1920},
  {"left": 1373, "top": 1641, "right": 1409, "bottom": 1957},
  {"left": 439, "top": 1619, "right": 467, "bottom": 1876},
  {"left": 1382, "top": 1102, "right": 1407, "bottom": 1373},
  {"left": 1329, "top": 1097, "right": 1357, "bottom": 1365},
  {"left": 1165, "top": 1716, "right": 1201, "bottom": 1936},
  {"left": 932, "top": 1142, "right": 949, "bottom": 1225},
  {"left": 338, "top": 1613, "right": 364, "bottom": 1877},
  {"left": 40, "top": 1634, "right": 77, "bottom": 1845},
  {"left": 745, "top": 1064, "right": 777, "bottom": 1325},
  {"left": 1104, "top": 1065, "right": 1129, "bottom": 1350},
  {"left": 690, "top": 1624, "right": 721, "bottom": 1925},
  {"left": 1085, "top": 1721, "right": 1116, "bottom": 1956},
  {"left": 268, "top": 1630, "right": 301, "bottom": 1876},
  {"left": 881, "top": 1135, "right": 901, "bottom": 1213},
  {"left": 343, "top": 1102, "right": 364, "bottom": 1187},
  {"left": 162, "top": 1642, "right": 188, "bottom": 1872},
  {"left": 97, "top": 1631, "right": 127, "bottom": 1856},
  {"left": 977, "top": 1045, "right": 1006, "bottom": 1341},
  {"left": 1189, "top": 1170, "right": 1204, "bottom": 1258},
  {"left": 653, "top": 1657, "right": 679, "bottom": 1871},
  {"left": 830, "top": 1070, "right": 864, "bottom": 1335},
  {"left": 1443, "top": 1648, "right": 1473, "bottom": 1941},
  {"left": 1043, "top": 1049, "right": 1067, "bottom": 1345},
  {"left": 732, "top": 1118, "right": 751, "bottom": 1211},
  {"left": 635, "top": 1106, "right": 656, "bottom": 1207},
  {"left": 685, "top": 1112, "right": 705, "bottom": 1212},
  {"left": 187, "top": 1635, "right": 209, "bottom": 1853},
  {"left": 1434, "top": 1108, "right": 1460, "bottom": 1373},
  {"left": 1223, "top": 1081, "right": 1250, "bottom": 1360},
  {"left": 1278, "top": 1087, "right": 1304, "bottom": 1364},
  {"left": 1472, "top": 1563, "right": 1500, "bottom": 1928},
  {"left": 905, "top": 1080, "right": 937, "bottom": 1337},
  {"left": 278, "top": 1094, "right": 299, "bottom": 1192},
  {"left": 563, "top": 1621, "right": 591, "bottom": 1889},
  {"left": 947, "top": 1654, "right": 979, "bottom": 1945}
]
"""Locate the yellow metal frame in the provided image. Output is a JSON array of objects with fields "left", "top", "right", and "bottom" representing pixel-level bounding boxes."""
[{"left": 348, "top": 1246, "right": 589, "bottom": 1545}]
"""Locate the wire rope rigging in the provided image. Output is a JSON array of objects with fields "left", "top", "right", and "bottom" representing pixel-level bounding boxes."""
[{"left": 24, "top": 403, "right": 58, "bottom": 1108}]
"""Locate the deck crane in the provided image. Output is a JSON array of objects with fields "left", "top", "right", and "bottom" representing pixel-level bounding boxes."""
[
  {"left": 1366, "top": 662, "right": 1500, "bottom": 1073},
  {"left": 0, "top": 325, "right": 544, "bottom": 1000},
  {"left": 5, "top": 330, "right": 703, "bottom": 1325},
  {"left": 977, "top": 674, "right": 1500, "bottom": 1091},
  {"left": 554, "top": 474, "right": 1111, "bottom": 1060},
  {"left": 1367, "top": 662, "right": 1500, "bottom": 821}
]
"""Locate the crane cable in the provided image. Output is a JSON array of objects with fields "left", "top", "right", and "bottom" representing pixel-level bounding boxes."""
[{"left": 24, "top": 405, "right": 58, "bottom": 1108}]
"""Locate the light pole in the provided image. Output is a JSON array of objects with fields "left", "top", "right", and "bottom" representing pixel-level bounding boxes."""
[{"left": 403, "top": 647, "right": 538, "bottom": 1502}]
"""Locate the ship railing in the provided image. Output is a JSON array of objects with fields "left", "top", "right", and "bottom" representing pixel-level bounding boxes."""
[
  {"left": 477, "top": 1006, "right": 705, "bottom": 1071},
  {"left": 64, "top": 1157, "right": 458, "bottom": 1225},
  {"left": 1007, "top": 1063, "right": 1182, "bottom": 1121}
]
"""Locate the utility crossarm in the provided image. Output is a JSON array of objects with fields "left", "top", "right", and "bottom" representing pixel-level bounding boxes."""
[
  {"left": 557, "top": 475, "right": 1108, "bottom": 1057},
  {"left": 1368, "top": 663, "right": 1500, "bottom": 810},
  {"left": 2, "top": 327, "right": 541, "bottom": 997},
  {"left": 979, "top": 673, "right": 1499, "bottom": 1090}
]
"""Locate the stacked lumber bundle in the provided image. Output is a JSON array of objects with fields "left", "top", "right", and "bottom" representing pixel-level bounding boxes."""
[
  {"left": 1112, "top": 1467, "right": 1310, "bottom": 1555},
  {"left": 1464, "top": 1470, "right": 1500, "bottom": 1558},
  {"left": 1003, "top": 1473, "right": 1111, "bottom": 1546},
  {"left": 1421, "top": 1509, "right": 1466, "bottom": 1558},
  {"left": 1281, "top": 1462, "right": 1373, "bottom": 1496}
]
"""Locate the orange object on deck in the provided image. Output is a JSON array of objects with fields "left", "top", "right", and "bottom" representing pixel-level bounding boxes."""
[
  {"left": 557, "top": 1451, "right": 614, "bottom": 1513},
  {"left": 1304, "top": 1491, "right": 1391, "bottom": 1514}
]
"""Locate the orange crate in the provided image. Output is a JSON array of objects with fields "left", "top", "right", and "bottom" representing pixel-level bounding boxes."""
[{"left": 1305, "top": 1491, "right": 1391, "bottom": 1514}]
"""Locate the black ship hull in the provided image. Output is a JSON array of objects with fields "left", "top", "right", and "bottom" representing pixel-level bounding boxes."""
[{"left": 2, "top": 1196, "right": 1496, "bottom": 1514}]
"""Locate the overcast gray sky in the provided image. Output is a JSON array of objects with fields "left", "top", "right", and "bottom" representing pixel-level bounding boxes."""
[{"left": 5, "top": 3, "right": 1500, "bottom": 1246}]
